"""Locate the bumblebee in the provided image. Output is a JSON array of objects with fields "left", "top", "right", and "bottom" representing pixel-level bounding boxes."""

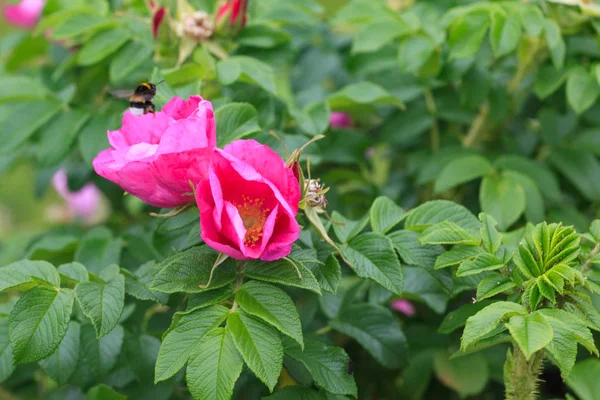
[{"left": 112, "top": 81, "right": 163, "bottom": 115}]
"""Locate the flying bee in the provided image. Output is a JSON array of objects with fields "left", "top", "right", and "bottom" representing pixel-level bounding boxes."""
[{"left": 111, "top": 81, "right": 163, "bottom": 116}]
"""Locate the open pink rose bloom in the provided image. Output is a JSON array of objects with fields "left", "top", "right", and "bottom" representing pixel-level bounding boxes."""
[
  {"left": 93, "top": 96, "right": 216, "bottom": 208},
  {"left": 196, "top": 140, "right": 301, "bottom": 261}
]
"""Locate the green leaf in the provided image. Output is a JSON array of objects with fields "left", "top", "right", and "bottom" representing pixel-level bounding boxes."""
[
  {"left": 0, "top": 100, "right": 61, "bottom": 154},
  {"left": 490, "top": 13, "right": 521, "bottom": 58},
  {"left": 339, "top": 232, "right": 403, "bottom": 295},
  {"left": 155, "top": 305, "right": 229, "bottom": 383},
  {"left": 75, "top": 272, "right": 125, "bottom": 337},
  {"left": 534, "top": 65, "right": 569, "bottom": 99},
  {"left": 309, "top": 254, "right": 341, "bottom": 294},
  {"left": 78, "top": 115, "right": 113, "bottom": 165},
  {"left": 293, "top": 101, "right": 331, "bottom": 137},
  {"left": 403, "top": 266, "right": 450, "bottom": 314},
  {"left": 540, "top": 311, "right": 587, "bottom": 378},
  {"left": 0, "top": 318, "right": 15, "bottom": 382},
  {"left": 244, "top": 258, "right": 321, "bottom": 294},
  {"left": 122, "top": 261, "right": 168, "bottom": 304},
  {"left": 370, "top": 196, "right": 405, "bottom": 234},
  {"left": 58, "top": 262, "right": 89, "bottom": 283},
  {"left": 51, "top": 12, "right": 115, "bottom": 39},
  {"left": 264, "top": 386, "right": 326, "bottom": 400},
  {"left": 80, "top": 323, "right": 124, "bottom": 377},
  {"left": 397, "top": 34, "right": 437, "bottom": 74},
  {"left": 37, "top": 109, "right": 90, "bottom": 166},
  {"left": 236, "top": 281, "right": 303, "bottom": 348},
  {"left": 389, "top": 230, "right": 444, "bottom": 268},
  {"left": 284, "top": 338, "right": 357, "bottom": 397},
  {"left": 187, "top": 286, "right": 235, "bottom": 311},
  {"left": 352, "top": 18, "right": 409, "bottom": 54},
  {"left": 543, "top": 19, "right": 565, "bottom": 69},
  {"left": 77, "top": 29, "right": 131, "bottom": 66},
  {"left": 438, "top": 300, "right": 494, "bottom": 334},
  {"left": 479, "top": 213, "right": 502, "bottom": 253},
  {"left": 566, "top": 359, "right": 600, "bottom": 400},
  {"left": 186, "top": 328, "right": 243, "bottom": 400},
  {"left": 539, "top": 309, "right": 597, "bottom": 356},
  {"left": 227, "top": 310, "right": 283, "bottom": 391},
  {"left": 151, "top": 247, "right": 237, "bottom": 294},
  {"left": 109, "top": 39, "right": 153, "bottom": 83},
  {"left": 9, "top": 286, "right": 74, "bottom": 364},
  {"left": 548, "top": 149, "right": 600, "bottom": 202},
  {"left": 461, "top": 301, "right": 527, "bottom": 350},
  {"left": 456, "top": 253, "right": 505, "bottom": 277},
  {"left": 567, "top": 67, "right": 600, "bottom": 114},
  {"left": 0, "top": 76, "right": 47, "bottom": 102},
  {"left": 433, "top": 350, "right": 489, "bottom": 397},
  {"left": 521, "top": 6, "right": 544, "bottom": 36},
  {"left": 419, "top": 221, "right": 480, "bottom": 246},
  {"left": 505, "top": 313, "right": 553, "bottom": 360},
  {"left": 434, "top": 245, "right": 484, "bottom": 270},
  {"left": 433, "top": 155, "right": 495, "bottom": 194},
  {"left": 74, "top": 227, "right": 122, "bottom": 275},
  {"left": 330, "top": 304, "right": 407, "bottom": 368},
  {"left": 404, "top": 200, "right": 480, "bottom": 231},
  {"left": 238, "top": 23, "right": 291, "bottom": 48},
  {"left": 217, "top": 56, "right": 276, "bottom": 93},
  {"left": 493, "top": 155, "right": 561, "bottom": 202},
  {"left": 448, "top": 12, "right": 490, "bottom": 59},
  {"left": 39, "top": 321, "right": 80, "bottom": 385},
  {"left": 87, "top": 384, "right": 126, "bottom": 400},
  {"left": 332, "top": 211, "right": 369, "bottom": 243},
  {"left": 123, "top": 333, "right": 160, "bottom": 383},
  {"left": 476, "top": 274, "right": 516, "bottom": 301},
  {"left": 0, "top": 259, "right": 60, "bottom": 291},
  {"left": 503, "top": 170, "right": 545, "bottom": 224},
  {"left": 215, "top": 103, "right": 262, "bottom": 147},
  {"left": 328, "top": 82, "right": 404, "bottom": 112},
  {"left": 480, "top": 174, "right": 526, "bottom": 230}
]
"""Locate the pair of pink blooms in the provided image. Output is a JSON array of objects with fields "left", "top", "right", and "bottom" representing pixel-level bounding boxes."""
[
  {"left": 3, "top": 0, "right": 44, "bottom": 29},
  {"left": 93, "top": 96, "right": 300, "bottom": 261}
]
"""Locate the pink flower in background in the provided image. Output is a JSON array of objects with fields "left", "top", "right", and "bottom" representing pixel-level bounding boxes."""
[
  {"left": 196, "top": 139, "right": 301, "bottom": 261},
  {"left": 3, "top": 0, "right": 45, "bottom": 29},
  {"left": 391, "top": 299, "right": 415, "bottom": 317},
  {"left": 51, "top": 170, "right": 103, "bottom": 224},
  {"left": 330, "top": 112, "right": 352, "bottom": 128},
  {"left": 93, "top": 96, "right": 216, "bottom": 208}
]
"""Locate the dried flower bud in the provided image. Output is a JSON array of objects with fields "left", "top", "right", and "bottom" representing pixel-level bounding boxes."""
[
  {"left": 181, "top": 11, "right": 214, "bottom": 42},
  {"left": 305, "top": 179, "right": 328, "bottom": 209}
]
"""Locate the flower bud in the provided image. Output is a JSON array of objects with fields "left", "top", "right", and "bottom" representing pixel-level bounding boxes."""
[
  {"left": 181, "top": 11, "right": 214, "bottom": 42},
  {"left": 214, "top": 0, "right": 248, "bottom": 36},
  {"left": 304, "top": 179, "right": 328, "bottom": 209}
]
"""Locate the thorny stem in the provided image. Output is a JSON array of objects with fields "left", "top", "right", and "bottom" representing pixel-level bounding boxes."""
[
  {"left": 582, "top": 240, "right": 600, "bottom": 273},
  {"left": 505, "top": 348, "right": 544, "bottom": 400},
  {"left": 229, "top": 261, "right": 245, "bottom": 313},
  {"left": 424, "top": 88, "right": 440, "bottom": 153},
  {"left": 462, "top": 102, "right": 490, "bottom": 148}
]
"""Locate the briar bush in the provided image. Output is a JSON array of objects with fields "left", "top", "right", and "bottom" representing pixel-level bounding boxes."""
[{"left": 3, "top": 0, "right": 600, "bottom": 399}]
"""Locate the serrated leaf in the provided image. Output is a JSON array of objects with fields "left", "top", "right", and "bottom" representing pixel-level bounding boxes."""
[
  {"left": 480, "top": 174, "right": 526, "bottom": 230},
  {"left": 0, "top": 318, "right": 15, "bottom": 382},
  {"left": 155, "top": 305, "right": 229, "bottom": 383},
  {"left": 244, "top": 258, "right": 321, "bottom": 294},
  {"left": 434, "top": 245, "right": 484, "bottom": 270},
  {"left": 389, "top": 230, "right": 444, "bottom": 268},
  {"left": 505, "top": 313, "right": 553, "bottom": 360},
  {"left": 74, "top": 227, "right": 122, "bottom": 275},
  {"left": 370, "top": 196, "right": 405, "bottom": 234},
  {"left": 187, "top": 286, "right": 235, "bottom": 311},
  {"left": 332, "top": 211, "right": 369, "bottom": 244},
  {"left": 216, "top": 103, "right": 262, "bottom": 147},
  {"left": 339, "top": 232, "right": 403, "bottom": 295},
  {"left": 404, "top": 200, "right": 480, "bottom": 231},
  {"left": 39, "top": 320, "right": 80, "bottom": 385},
  {"left": 151, "top": 247, "right": 237, "bottom": 293},
  {"left": 330, "top": 304, "right": 407, "bottom": 368},
  {"left": 227, "top": 310, "right": 283, "bottom": 391},
  {"left": 284, "top": 338, "right": 357, "bottom": 397},
  {"left": 566, "top": 359, "right": 600, "bottom": 400},
  {"left": 419, "top": 221, "right": 480, "bottom": 246},
  {"left": 80, "top": 324, "right": 124, "bottom": 377},
  {"left": 310, "top": 254, "right": 341, "bottom": 294},
  {"left": 0, "top": 259, "right": 60, "bottom": 291},
  {"left": 476, "top": 274, "right": 516, "bottom": 301},
  {"left": 456, "top": 253, "right": 505, "bottom": 277},
  {"left": 186, "top": 328, "right": 243, "bottom": 400},
  {"left": 9, "top": 287, "right": 74, "bottom": 364},
  {"left": 461, "top": 301, "right": 527, "bottom": 350},
  {"left": 479, "top": 213, "right": 503, "bottom": 253},
  {"left": 58, "top": 262, "right": 89, "bottom": 283},
  {"left": 539, "top": 309, "right": 598, "bottom": 356},
  {"left": 122, "top": 262, "right": 169, "bottom": 305},
  {"left": 123, "top": 333, "right": 160, "bottom": 383},
  {"left": 434, "top": 155, "right": 494, "bottom": 194},
  {"left": 236, "top": 281, "right": 303, "bottom": 348},
  {"left": 75, "top": 273, "right": 125, "bottom": 338},
  {"left": 438, "top": 300, "right": 494, "bottom": 334}
]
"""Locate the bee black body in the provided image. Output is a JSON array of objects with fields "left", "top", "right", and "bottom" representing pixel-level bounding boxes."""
[{"left": 129, "top": 82, "right": 158, "bottom": 116}]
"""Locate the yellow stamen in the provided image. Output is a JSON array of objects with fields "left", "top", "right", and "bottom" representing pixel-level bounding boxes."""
[{"left": 235, "top": 195, "right": 270, "bottom": 246}]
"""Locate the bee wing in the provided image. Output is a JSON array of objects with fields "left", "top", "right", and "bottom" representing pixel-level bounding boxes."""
[{"left": 109, "top": 89, "right": 134, "bottom": 99}]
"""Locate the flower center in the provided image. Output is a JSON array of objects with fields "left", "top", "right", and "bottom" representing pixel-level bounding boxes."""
[{"left": 235, "top": 196, "right": 269, "bottom": 247}]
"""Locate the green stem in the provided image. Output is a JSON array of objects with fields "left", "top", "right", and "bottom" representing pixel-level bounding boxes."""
[
  {"left": 582, "top": 240, "right": 600, "bottom": 274},
  {"left": 505, "top": 348, "right": 544, "bottom": 400},
  {"left": 230, "top": 261, "right": 245, "bottom": 313},
  {"left": 462, "top": 102, "right": 489, "bottom": 148}
]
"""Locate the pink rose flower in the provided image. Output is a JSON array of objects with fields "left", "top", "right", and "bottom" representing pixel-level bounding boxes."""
[
  {"left": 196, "top": 139, "right": 301, "bottom": 261},
  {"left": 391, "top": 299, "right": 415, "bottom": 317},
  {"left": 3, "top": 0, "right": 45, "bottom": 29},
  {"left": 51, "top": 169, "right": 103, "bottom": 224},
  {"left": 93, "top": 96, "right": 216, "bottom": 208},
  {"left": 330, "top": 112, "right": 352, "bottom": 128}
]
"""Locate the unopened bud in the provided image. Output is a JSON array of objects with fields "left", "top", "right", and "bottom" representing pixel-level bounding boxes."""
[{"left": 181, "top": 11, "right": 214, "bottom": 42}]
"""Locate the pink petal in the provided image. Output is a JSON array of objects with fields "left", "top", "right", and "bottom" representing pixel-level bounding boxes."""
[
  {"left": 330, "top": 112, "right": 352, "bottom": 128},
  {"left": 391, "top": 299, "right": 415, "bottom": 317},
  {"left": 3, "top": 0, "right": 44, "bottom": 29}
]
